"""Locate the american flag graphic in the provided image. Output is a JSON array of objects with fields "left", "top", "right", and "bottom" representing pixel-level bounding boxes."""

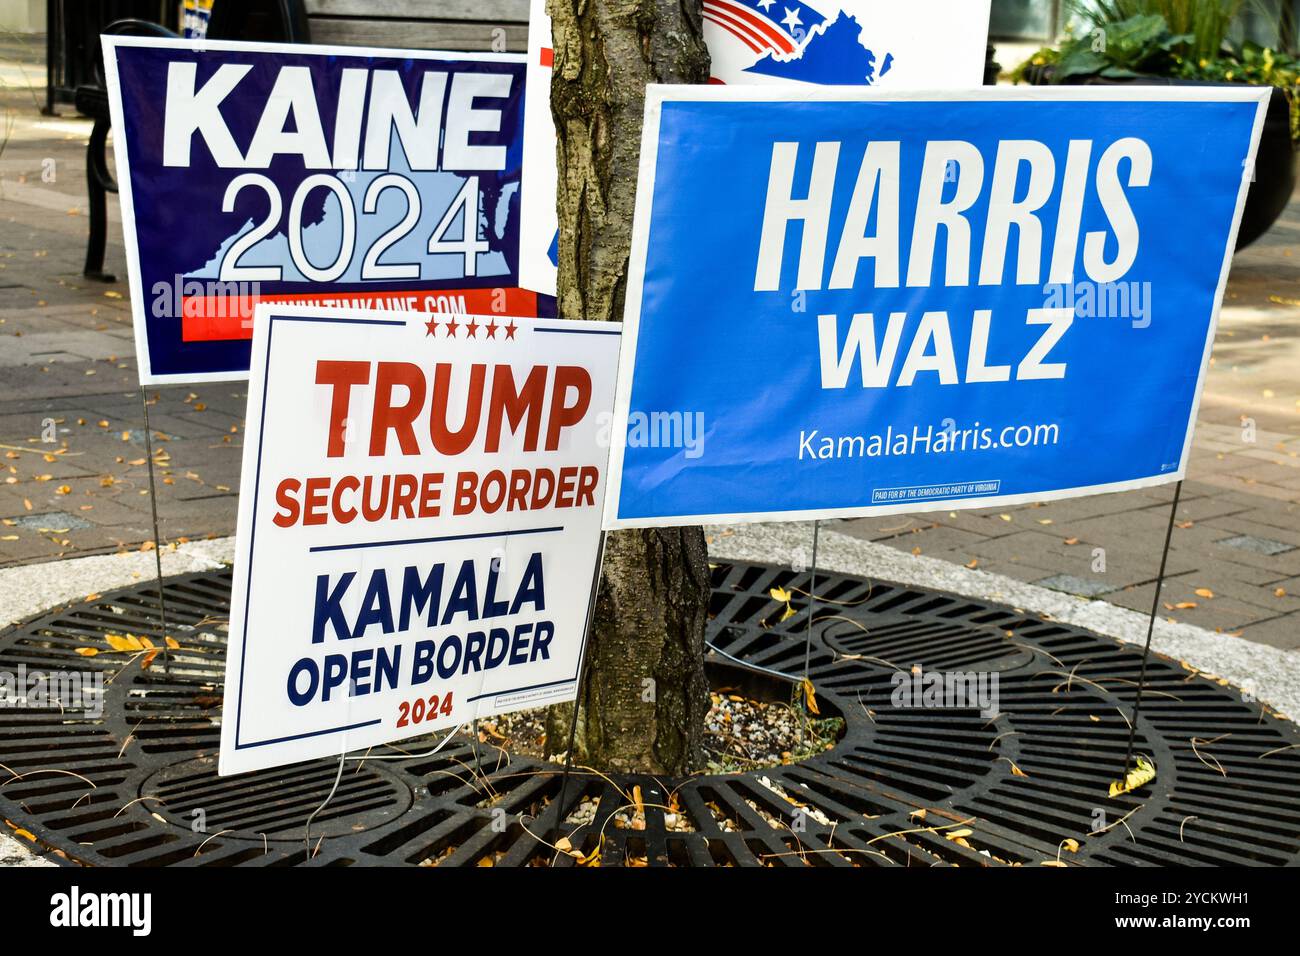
[{"left": 702, "top": 0, "right": 828, "bottom": 57}]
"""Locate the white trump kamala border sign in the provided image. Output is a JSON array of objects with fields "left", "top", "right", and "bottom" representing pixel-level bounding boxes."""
[{"left": 220, "top": 305, "right": 619, "bottom": 775}]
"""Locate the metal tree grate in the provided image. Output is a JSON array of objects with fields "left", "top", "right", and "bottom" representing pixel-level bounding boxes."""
[{"left": 1, "top": 561, "right": 1298, "bottom": 867}]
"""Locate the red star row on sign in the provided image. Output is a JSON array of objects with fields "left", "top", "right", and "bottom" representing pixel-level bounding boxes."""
[{"left": 424, "top": 317, "right": 518, "bottom": 340}]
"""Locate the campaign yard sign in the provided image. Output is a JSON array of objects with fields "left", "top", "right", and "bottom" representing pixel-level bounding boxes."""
[
  {"left": 603, "top": 86, "right": 1268, "bottom": 529},
  {"left": 518, "top": 0, "right": 991, "bottom": 297},
  {"left": 219, "top": 305, "right": 619, "bottom": 775},
  {"left": 103, "top": 37, "right": 536, "bottom": 385}
]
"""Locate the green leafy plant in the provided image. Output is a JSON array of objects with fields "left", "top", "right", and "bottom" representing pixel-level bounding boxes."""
[
  {"left": 1079, "top": 0, "right": 1245, "bottom": 63},
  {"left": 1012, "top": 0, "right": 1300, "bottom": 141}
]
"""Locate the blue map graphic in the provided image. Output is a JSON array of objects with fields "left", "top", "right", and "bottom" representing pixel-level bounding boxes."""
[{"left": 744, "top": 12, "right": 894, "bottom": 85}]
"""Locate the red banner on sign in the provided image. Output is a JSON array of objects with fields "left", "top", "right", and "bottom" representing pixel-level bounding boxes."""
[{"left": 180, "top": 288, "right": 540, "bottom": 342}]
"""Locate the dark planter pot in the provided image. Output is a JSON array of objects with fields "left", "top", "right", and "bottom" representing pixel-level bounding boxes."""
[{"left": 1023, "top": 69, "right": 1295, "bottom": 250}]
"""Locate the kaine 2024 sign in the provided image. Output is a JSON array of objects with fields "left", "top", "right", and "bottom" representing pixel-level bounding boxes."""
[
  {"left": 603, "top": 87, "right": 1267, "bottom": 528},
  {"left": 219, "top": 306, "right": 618, "bottom": 775},
  {"left": 103, "top": 37, "right": 534, "bottom": 385}
]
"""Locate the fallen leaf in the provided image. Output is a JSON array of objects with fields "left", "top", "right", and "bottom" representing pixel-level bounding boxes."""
[
  {"left": 801, "top": 677, "right": 820, "bottom": 715},
  {"left": 1108, "top": 756, "right": 1157, "bottom": 797},
  {"left": 1194, "top": 588, "right": 1214, "bottom": 599},
  {"left": 74, "top": 647, "right": 99, "bottom": 657},
  {"left": 105, "top": 633, "right": 145, "bottom": 653}
]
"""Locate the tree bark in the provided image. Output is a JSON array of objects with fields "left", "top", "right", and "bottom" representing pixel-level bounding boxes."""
[{"left": 545, "top": 0, "right": 712, "bottom": 775}]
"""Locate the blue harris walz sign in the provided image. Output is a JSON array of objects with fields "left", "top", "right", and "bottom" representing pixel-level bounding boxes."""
[
  {"left": 603, "top": 86, "right": 1267, "bottom": 528},
  {"left": 103, "top": 37, "right": 535, "bottom": 385}
]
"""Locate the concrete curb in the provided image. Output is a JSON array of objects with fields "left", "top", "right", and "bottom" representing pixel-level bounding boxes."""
[{"left": 0, "top": 539, "right": 237, "bottom": 629}]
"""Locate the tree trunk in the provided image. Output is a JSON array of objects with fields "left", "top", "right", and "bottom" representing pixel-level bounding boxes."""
[{"left": 545, "top": 0, "right": 712, "bottom": 775}]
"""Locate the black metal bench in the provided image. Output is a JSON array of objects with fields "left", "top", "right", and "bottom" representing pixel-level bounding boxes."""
[{"left": 77, "top": 0, "right": 528, "bottom": 281}]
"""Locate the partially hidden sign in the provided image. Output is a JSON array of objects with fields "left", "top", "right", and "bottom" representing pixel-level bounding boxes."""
[
  {"left": 604, "top": 87, "right": 1267, "bottom": 528},
  {"left": 219, "top": 306, "right": 618, "bottom": 775},
  {"left": 519, "top": 0, "right": 991, "bottom": 298},
  {"left": 103, "top": 37, "right": 534, "bottom": 385}
]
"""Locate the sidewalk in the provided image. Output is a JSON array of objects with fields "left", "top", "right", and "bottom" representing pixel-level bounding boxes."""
[
  {"left": 0, "top": 37, "right": 1296, "bottom": 652},
  {"left": 0, "top": 35, "right": 245, "bottom": 565}
]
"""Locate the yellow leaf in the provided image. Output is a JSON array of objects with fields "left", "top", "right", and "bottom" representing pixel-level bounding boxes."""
[
  {"left": 998, "top": 514, "right": 1012, "bottom": 522},
  {"left": 1009, "top": 762, "right": 1028, "bottom": 778},
  {"left": 13, "top": 828, "right": 36, "bottom": 842},
  {"left": 105, "top": 633, "right": 144, "bottom": 652},
  {"left": 1063, "top": 537, "right": 1079, "bottom": 546},
  {"left": 1061, "top": 838, "right": 1080, "bottom": 853},
  {"left": 801, "top": 677, "right": 820, "bottom": 715},
  {"left": 476, "top": 857, "right": 494, "bottom": 867},
  {"left": 1194, "top": 588, "right": 1214, "bottom": 599},
  {"left": 74, "top": 647, "right": 99, "bottom": 657},
  {"left": 1041, "top": 860, "right": 1068, "bottom": 867},
  {"left": 555, "top": 836, "right": 573, "bottom": 853},
  {"left": 769, "top": 586, "right": 792, "bottom": 603},
  {"left": 1275, "top": 588, "right": 1288, "bottom": 598},
  {"left": 165, "top": 636, "right": 180, "bottom": 649},
  {"left": 1108, "top": 756, "right": 1157, "bottom": 798},
  {"left": 909, "top": 808, "right": 927, "bottom": 822},
  {"left": 945, "top": 828, "right": 973, "bottom": 840},
  {"left": 1173, "top": 602, "right": 1198, "bottom": 610},
  {"left": 779, "top": 605, "right": 796, "bottom": 622}
]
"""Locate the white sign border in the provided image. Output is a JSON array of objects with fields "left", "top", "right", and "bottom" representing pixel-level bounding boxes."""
[{"left": 602, "top": 84, "right": 1270, "bottom": 530}]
